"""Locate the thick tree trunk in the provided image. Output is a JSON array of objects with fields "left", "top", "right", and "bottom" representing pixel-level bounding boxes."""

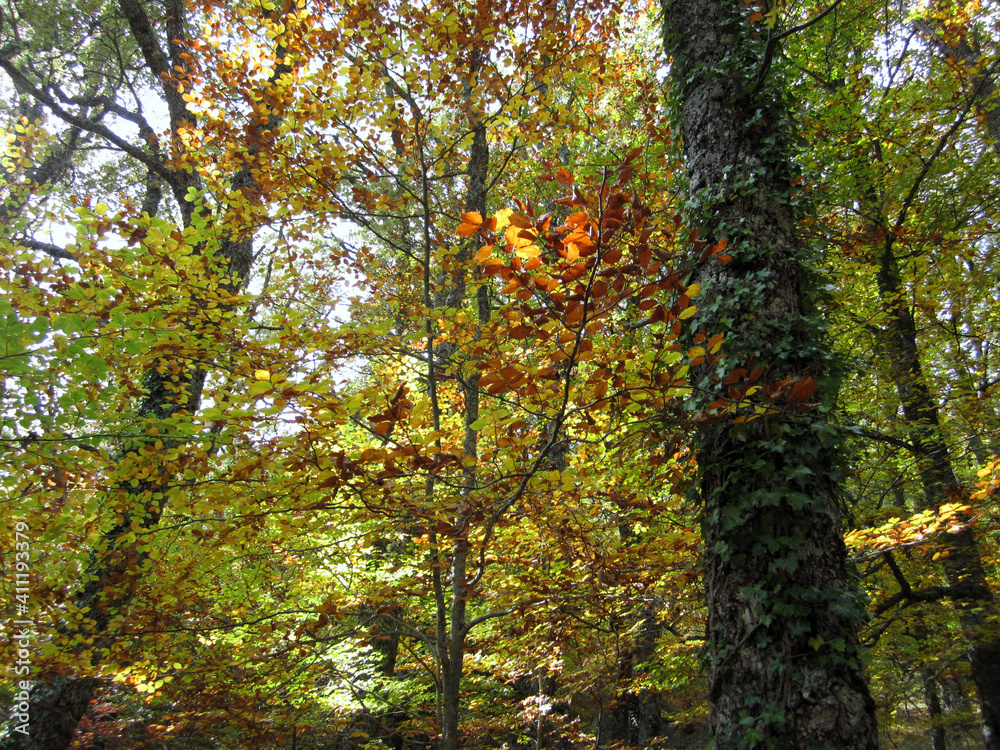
[
  {"left": 661, "top": 0, "right": 879, "bottom": 747},
  {"left": 0, "top": 678, "right": 98, "bottom": 750}
]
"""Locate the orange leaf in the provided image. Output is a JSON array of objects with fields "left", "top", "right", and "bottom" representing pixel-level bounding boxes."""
[
  {"left": 482, "top": 258, "right": 507, "bottom": 275},
  {"left": 501, "top": 279, "right": 522, "bottom": 294},
  {"left": 556, "top": 167, "right": 574, "bottom": 185},
  {"left": 508, "top": 324, "right": 533, "bottom": 339},
  {"left": 508, "top": 212, "right": 534, "bottom": 230},
  {"left": 458, "top": 211, "right": 483, "bottom": 237},
  {"left": 475, "top": 245, "right": 494, "bottom": 262},
  {"left": 506, "top": 224, "right": 536, "bottom": 248},
  {"left": 697, "top": 241, "right": 713, "bottom": 264},
  {"left": 722, "top": 368, "right": 746, "bottom": 385},
  {"left": 788, "top": 377, "right": 817, "bottom": 404}
]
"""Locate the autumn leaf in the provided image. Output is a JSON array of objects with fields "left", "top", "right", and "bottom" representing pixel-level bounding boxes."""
[{"left": 458, "top": 211, "right": 484, "bottom": 236}]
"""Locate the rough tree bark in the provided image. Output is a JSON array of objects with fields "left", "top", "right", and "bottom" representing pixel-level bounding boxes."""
[{"left": 661, "top": 0, "right": 880, "bottom": 746}]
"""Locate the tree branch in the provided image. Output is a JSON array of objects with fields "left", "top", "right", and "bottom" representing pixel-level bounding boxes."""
[
  {"left": 0, "top": 56, "right": 175, "bottom": 184},
  {"left": 17, "top": 238, "right": 78, "bottom": 262}
]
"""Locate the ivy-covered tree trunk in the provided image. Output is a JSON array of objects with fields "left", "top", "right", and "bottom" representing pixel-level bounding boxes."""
[{"left": 661, "top": 0, "right": 880, "bottom": 747}]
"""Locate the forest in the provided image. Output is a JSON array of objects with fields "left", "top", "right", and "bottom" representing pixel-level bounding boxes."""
[{"left": 0, "top": 0, "right": 998, "bottom": 747}]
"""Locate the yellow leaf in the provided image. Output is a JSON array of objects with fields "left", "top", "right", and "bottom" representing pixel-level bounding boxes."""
[
  {"left": 494, "top": 208, "right": 515, "bottom": 230},
  {"left": 505, "top": 224, "right": 536, "bottom": 248},
  {"left": 685, "top": 283, "right": 702, "bottom": 298},
  {"left": 254, "top": 370, "right": 271, "bottom": 381},
  {"left": 678, "top": 306, "right": 698, "bottom": 320}
]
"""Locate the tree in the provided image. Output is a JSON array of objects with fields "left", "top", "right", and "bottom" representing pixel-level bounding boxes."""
[
  {"left": 660, "top": 0, "right": 880, "bottom": 745},
  {"left": 0, "top": 0, "right": 293, "bottom": 743},
  {"left": 787, "top": 0, "right": 1000, "bottom": 743},
  {"left": 4, "top": 0, "right": 1000, "bottom": 747}
]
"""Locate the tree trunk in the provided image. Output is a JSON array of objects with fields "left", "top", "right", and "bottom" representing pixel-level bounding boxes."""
[
  {"left": 438, "top": 543, "right": 470, "bottom": 750},
  {"left": 0, "top": 678, "right": 98, "bottom": 750},
  {"left": 433, "top": 42, "right": 490, "bottom": 750},
  {"left": 661, "top": 0, "right": 879, "bottom": 746},
  {"left": 0, "top": 0, "right": 275, "bottom": 744},
  {"left": 922, "top": 667, "right": 948, "bottom": 750},
  {"left": 912, "top": 10, "right": 1000, "bottom": 151},
  {"left": 876, "top": 240, "right": 1000, "bottom": 750},
  {"left": 610, "top": 603, "right": 664, "bottom": 746}
]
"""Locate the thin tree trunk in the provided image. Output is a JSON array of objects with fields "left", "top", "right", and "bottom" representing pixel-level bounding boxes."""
[
  {"left": 876, "top": 239, "right": 1000, "bottom": 750},
  {"left": 439, "top": 543, "right": 469, "bottom": 750},
  {"left": 661, "top": 0, "right": 879, "bottom": 746},
  {"left": 434, "top": 42, "right": 490, "bottom": 750},
  {"left": 922, "top": 666, "right": 948, "bottom": 750}
]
